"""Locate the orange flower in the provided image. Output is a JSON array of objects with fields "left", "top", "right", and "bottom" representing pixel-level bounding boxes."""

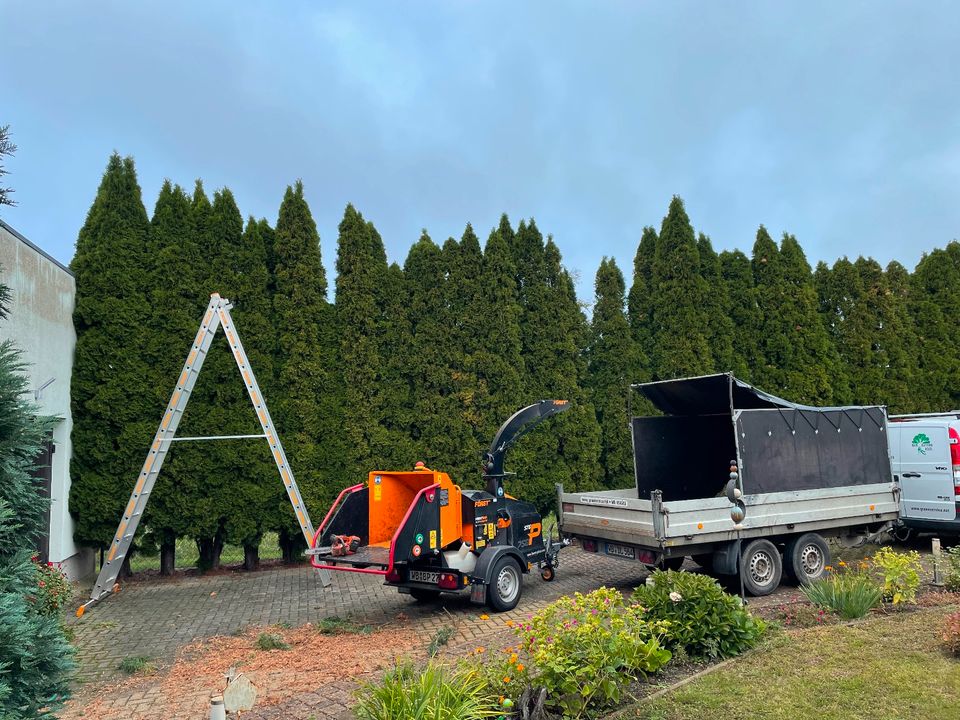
[
  {"left": 479, "top": 614, "right": 490, "bottom": 620},
  {"left": 505, "top": 620, "right": 515, "bottom": 627},
  {"left": 516, "top": 663, "right": 525, "bottom": 672},
  {"left": 510, "top": 653, "right": 518, "bottom": 664},
  {"left": 824, "top": 566, "right": 833, "bottom": 572},
  {"left": 475, "top": 646, "right": 485, "bottom": 654},
  {"left": 838, "top": 560, "right": 847, "bottom": 567},
  {"left": 503, "top": 676, "right": 511, "bottom": 683}
]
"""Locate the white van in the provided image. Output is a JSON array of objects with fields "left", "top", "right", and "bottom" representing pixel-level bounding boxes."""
[{"left": 888, "top": 413, "right": 960, "bottom": 538}]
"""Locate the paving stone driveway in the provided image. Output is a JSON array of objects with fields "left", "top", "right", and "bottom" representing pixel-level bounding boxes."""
[{"left": 64, "top": 548, "right": 803, "bottom": 719}]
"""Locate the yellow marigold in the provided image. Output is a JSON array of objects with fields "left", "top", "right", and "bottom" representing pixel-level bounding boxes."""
[
  {"left": 503, "top": 676, "right": 511, "bottom": 683},
  {"left": 516, "top": 663, "right": 525, "bottom": 672},
  {"left": 505, "top": 620, "right": 515, "bottom": 627},
  {"left": 824, "top": 566, "right": 833, "bottom": 572},
  {"left": 479, "top": 614, "right": 490, "bottom": 620},
  {"left": 838, "top": 560, "right": 847, "bottom": 567},
  {"left": 510, "top": 653, "right": 518, "bottom": 664},
  {"left": 475, "top": 646, "right": 485, "bottom": 654}
]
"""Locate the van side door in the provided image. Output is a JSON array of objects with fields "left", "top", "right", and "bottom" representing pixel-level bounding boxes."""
[{"left": 896, "top": 423, "right": 957, "bottom": 522}]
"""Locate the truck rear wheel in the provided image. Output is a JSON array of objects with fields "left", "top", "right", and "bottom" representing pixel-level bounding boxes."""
[
  {"left": 740, "top": 539, "right": 782, "bottom": 596},
  {"left": 487, "top": 556, "right": 523, "bottom": 612},
  {"left": 784, "top": 533, "right": 829, "bottom": 585}
]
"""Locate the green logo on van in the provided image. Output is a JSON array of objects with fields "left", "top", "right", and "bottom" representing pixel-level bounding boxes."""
[{"left": 912, "top": 433, "right": 933, "bottom": 455}]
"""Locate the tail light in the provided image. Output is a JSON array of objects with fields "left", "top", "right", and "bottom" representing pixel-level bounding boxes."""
[
  {"left": 385, "top": 568, "right": 401, "bottom": 583},
  {"left": 438, "top": 572, "right": 459, "bottom": 590},
  {"left": 950, "top": 428, "right": 960, "bottom": 501},
  {"left": 582, "top": 538, "right": 597, "bottom": 553}
]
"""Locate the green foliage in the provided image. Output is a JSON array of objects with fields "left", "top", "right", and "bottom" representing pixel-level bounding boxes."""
[
  {"left": 459, "top": 646, "right": 531, "bottom": 708},
  {"left": 0, "top": 124, "right": 16, "bottom": 209},
  {"left": 255, "top": 632, "right": 290, "bottom": 651},
  {"left": 909, "top": 244, "right": 960, "bottom": 410},
  {"left": 426, "top": 625, "right": 455, "bottom": 657},
  {"left": 872, "top": 546, "right": 923, "bottom": 605},
  {"left": 587, "top": 258, "right": 636, "bottom": 489},
  {"left": 0, "top": 304, "right": 74, "bottom": 715},
  {"left": 354, "top": 661, "right": 500, "bottom": 720},
  {"left": 632, "top": 570, "right": 766, "bottom": 659},
  {"left": 942, "top": 611, "right": 960, "bottom": 656},
  {"left": 516, "top": 587, "right": 671, "bottom": 719},
  {"left": 718, "top": 249, "right": 759, "bottom": 380},
  {"left": 31, "top": 559, "right": 72, "bottom": 617},
  {"left": 944, "top": 546, "right": 960, "bottom": 593},
  {"left": 801, "top": 565, "right": 882, "bottom": 619},
  {"left": 626, "top": 226, "right": 656, "bottom": 383},
  {"left": 69, "top": 153, "right": 153, "bottom": 550},
  {"left": 118, "top": 656, "right": 155, "bottom": 675},
  {"left": 650, "top": 197, "right": 713, "bottom": 379}
]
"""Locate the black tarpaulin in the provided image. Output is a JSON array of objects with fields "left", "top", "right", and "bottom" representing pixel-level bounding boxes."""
[{"left": 635, "top": 373, "right": 875, "bottom": 416}]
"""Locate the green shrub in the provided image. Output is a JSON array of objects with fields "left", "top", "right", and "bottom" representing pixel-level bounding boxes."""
[
  {"left": 801, "top": 568, "right": 882, "bottom": 619},
  {"left": 427, "top": 625, "right": 455, "bottom": 657},
  {"left": 460, "top": 646, "right": 531, "bottom": 709},
  {"left": 354, "top": 661, "right": 499, "bottom": 720},
  {"left": 632, "top": 571, "right": 766, "bottom": 660},
  {"left": 255, "top": 632, "right": 290, "bottom": 651},
  {"left": 943, "top": 546, "right": 960, "bottom": 593},
  {"left": 873, "top": 547, "right": 923, "bottom": 605},
  {"left": 32, "top": 558, "right": 72, "bottom": 616},
  {"left": 516, "top": 587, "right": 671, "bottom": 719},
  {"left": 942, "top": 611, "right": 960, "bottom": 656},
  {"left": 316, "top": 616, "right": 372, "bottom": 635}
]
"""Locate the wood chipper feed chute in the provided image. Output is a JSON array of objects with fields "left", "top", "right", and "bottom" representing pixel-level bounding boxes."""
[{"left": 368, "top": 470, "right": 462, "bottom": 548}]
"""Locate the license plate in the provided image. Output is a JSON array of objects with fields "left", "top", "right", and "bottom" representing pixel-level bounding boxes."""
[
  {"left": 605, "top": 542, "right": 635, "bottom": 559},
  {"left": 409, "top": 570, "right": 439, "bottom": 584}
]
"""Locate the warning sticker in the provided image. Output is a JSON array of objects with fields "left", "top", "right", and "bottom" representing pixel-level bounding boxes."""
[{"left": 429, "top": 530, "right": 437, "bottom": 549}]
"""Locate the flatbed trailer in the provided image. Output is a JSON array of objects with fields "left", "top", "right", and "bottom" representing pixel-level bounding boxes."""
[{"left": 558, "top": 374, "right": 899, "bottom": 595}]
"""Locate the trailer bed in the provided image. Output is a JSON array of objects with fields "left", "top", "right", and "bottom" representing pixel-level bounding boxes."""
[{"left": 559, "top": 483, "right": 898, "bottom": 554}]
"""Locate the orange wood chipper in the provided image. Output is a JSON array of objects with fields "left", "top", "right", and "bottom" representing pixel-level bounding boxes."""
[{"left": 307, "top": 400, "right": 571, "bottom": 611}]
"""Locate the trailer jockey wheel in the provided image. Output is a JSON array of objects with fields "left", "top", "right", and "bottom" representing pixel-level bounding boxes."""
[
  {"left": 488, "top": 556, "right": 523, "bottom": 611},
  {"left": 540, "top": 566, "right": 555, "bottom": 582}
]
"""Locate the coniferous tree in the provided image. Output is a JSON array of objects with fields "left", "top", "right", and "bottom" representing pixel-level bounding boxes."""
[
  {"left": 697, "top": 233, "right": 735, "bottom": 372},
  {"left": 272, "top": 181, "right": 340, "bottom": 560},
  {"left": 909, "top": 245, "right": 960, "bottom": 410},
  {"left": 335, "top": 204, "right": 392, "bottom": 475},
  {"left": 650, "top": 197, "right": 712, "bottom": 379},
  {"left": 142, "top": 181, "right": 198, "bottom": 574},
  {"left": 377, "top": 261, "right": 415, "bottom": 468},
  {"left": 627, "top": 227, "right": 656, "bottom": 382},
  {"left": 70, "top": 154, "right": 154, "bottom": 557},
  {"left": 0, "top": 289, "right": 74, "bottom": 718},
  {"left": 587, "top": 258, "right": 635, "bottom": 489},
  {"left": 473, "top": 227, "right": 525, "bottom": 448},
  {"left": 719, "top": 249, "right": 760, "bottom": 381},
  {"left": 753, "top": 231, "right": 838, "bottom": 402}
]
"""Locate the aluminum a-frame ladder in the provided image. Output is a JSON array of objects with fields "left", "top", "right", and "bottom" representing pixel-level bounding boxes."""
[{"left": 77, "top": 293, "right": 330, "bottom": 616}]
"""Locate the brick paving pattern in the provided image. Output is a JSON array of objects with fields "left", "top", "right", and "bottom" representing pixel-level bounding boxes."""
[{"left": 61, "top": 547, "right": 806, "bottom": 720}]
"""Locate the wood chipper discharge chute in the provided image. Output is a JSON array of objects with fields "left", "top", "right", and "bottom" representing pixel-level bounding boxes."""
[{"left": 308, "top": 400, "right": 572, "bottom": 611}]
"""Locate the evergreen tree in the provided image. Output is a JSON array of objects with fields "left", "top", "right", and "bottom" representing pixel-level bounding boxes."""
[
  {"left": 377, "top": 261, "right": 415, "bottom": 468},
  {"left": 650, "top": 197, "right": 712, "bottom": 379},
  {"left": 752, "top": 230, "right": 838, "bottom": 402},
  {"left": 0, "top": 294, "right": 74, "bottom": 717},
  {"left": 718, "top": 249, "right": 760, "bottom": 380},
  {"left": 70, "top": 154, "right": 154, "bottom": 557},
  {"left": 0, "top": 124, "right": 16, "bottom": 209},
  {"left": 909, "top": 245, "right": 960, "bottom": 410},
  {"left": 587, "top": 258, "right": 635, "bottom": 489},
  {"left": 335, "top": 204, "right": 391, "bottom": 475},
  {"left": 473, "top": 227, "right": 525, "bottom": 449},
  {"left": 697, "top": 233, "right": 735, "bottom": 372},
  {"left": 142, "top": 181, "right": 199, "bottom": 574},
  {"left": 627, "top": 227, "right": 656, "bottom": 382},
  {"left": 272, "top": 181, "right": 340, "bottom": 559}
]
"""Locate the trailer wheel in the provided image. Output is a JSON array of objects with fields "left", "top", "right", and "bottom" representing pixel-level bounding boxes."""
[
  {"left": 409, "top": 587, "right": 441, "bottom": 602},
  {"left": 740, "top": 539, "right": 782, "bottom": 596},
  {"left": 540, "top": 566, "right": 555, "bottom": 581},
  {"left": 784, "top": 533, "right": 829, "bottom": 585},
  {"left": 487, "top": 556, "right": 523, "bottom": 612}
]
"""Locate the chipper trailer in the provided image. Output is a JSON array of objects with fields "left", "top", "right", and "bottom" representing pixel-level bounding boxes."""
[{"left": 307, "top": 399, "right": 572, "bottom": 611}]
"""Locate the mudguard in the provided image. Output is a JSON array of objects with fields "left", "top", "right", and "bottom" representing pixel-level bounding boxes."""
[{"left": 470, "top": 544, "right": 527, "bottom": 604}]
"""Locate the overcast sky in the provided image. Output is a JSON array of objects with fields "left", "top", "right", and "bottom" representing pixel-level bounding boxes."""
[{"left": 3, "top": 1, "right": 958, "bottom": 303}]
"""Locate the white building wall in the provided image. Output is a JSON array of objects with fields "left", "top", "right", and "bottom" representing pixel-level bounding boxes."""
[{"left": 0, "top": 219, "right": 94, "bottom": 581}]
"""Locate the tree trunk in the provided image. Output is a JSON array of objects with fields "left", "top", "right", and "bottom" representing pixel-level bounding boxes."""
[
  {"left": 211, "top": 532, "right": 224, "bottom": 570},
  {"left": 119, "top": 554, "right": 132, "bottom": 579},
  {"left": 160, "top": 536, "right": 176, "bottom": 576},
  {"left": 278, "top": 529, "right": 303, "bottom": 564},
  {"left": 243, "top": 544, "right": 260, "bottom": 571}
]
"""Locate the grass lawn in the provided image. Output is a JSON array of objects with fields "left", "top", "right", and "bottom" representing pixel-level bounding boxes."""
[{"left": 631, "top": 604, "right": 960, "bottom": 720}]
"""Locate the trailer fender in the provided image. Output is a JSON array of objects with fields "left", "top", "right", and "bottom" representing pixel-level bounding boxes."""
[
  {"left": 712, "top": 540, "right": 741, "bottom": 575},
  {"left": 473, "top": 545, "right": 527, "bottom": 587}
]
